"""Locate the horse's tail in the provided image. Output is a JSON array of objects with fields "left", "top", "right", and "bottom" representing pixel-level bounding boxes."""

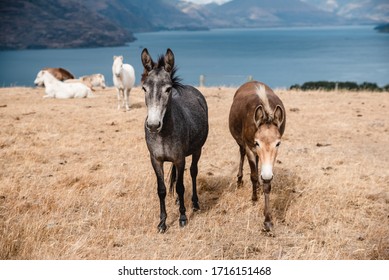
[{"left": 168, "top": 164, "right": 176, "bottom": 195}]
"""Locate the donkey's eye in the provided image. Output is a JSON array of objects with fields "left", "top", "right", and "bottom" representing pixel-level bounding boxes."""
[
  {"left": 276, "top": 141, "right": 281, "bottom": 147},
  {"left": 255, "top": 141, "right": 260, "bottom": 148},
  {"left": 142, "top": 86, "right": 147, "bottom": 93},
  {"left": 165, "top": 87, "right": 172, "bottom": 93}
]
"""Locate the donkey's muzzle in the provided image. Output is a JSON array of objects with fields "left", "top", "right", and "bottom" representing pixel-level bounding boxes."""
[
  {"left": 146, "top": 121, "right": 162, "bottom": 133},
  {"left": 260, "top": 163, "right": 274, "bottom": 181}
]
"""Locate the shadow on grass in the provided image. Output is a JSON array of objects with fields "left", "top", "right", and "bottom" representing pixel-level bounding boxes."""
[{"left": 270, "top": 167, "right": 304, "bottom": 223}]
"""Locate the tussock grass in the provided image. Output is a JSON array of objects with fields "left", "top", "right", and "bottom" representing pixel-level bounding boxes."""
[{"left": 0, "top": 87, "right": 388, "bottom": 259}]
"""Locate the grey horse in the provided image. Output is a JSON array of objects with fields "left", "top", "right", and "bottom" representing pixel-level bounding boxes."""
[{"left": 141, "top": 48, "right": 209, "bottom": 233}]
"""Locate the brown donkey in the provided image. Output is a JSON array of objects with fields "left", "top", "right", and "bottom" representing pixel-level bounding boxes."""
[{"left": 229, "top": 81, "right": 286, "bottom": 232}]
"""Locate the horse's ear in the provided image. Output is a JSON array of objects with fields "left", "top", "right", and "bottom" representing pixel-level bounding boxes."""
[
  {"left": 273, "top": 105, "right": 285, "bottom": 129},
  {"left": 164, "top": 48, "right": 174, "bottom": 73},
  {"left": 254, "top": 105, "right": 266, "bottom": 127},
  {"left": 141, "top": 48, "right": 154, "bottom": 72},
  {"left": 113, "top": 55, "right": 117, "bottom": 61}
]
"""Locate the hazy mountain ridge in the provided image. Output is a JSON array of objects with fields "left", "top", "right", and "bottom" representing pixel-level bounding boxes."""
[
  {"left": 302, "top": 0, "right": 389, "bottom": 23},
  {"left": 0, "top": 0, "right": 135, "bottom": 50},
  {"left": 1, "top": 0, "right": 387, "bottom": 50},
  {"left": 198, "top": 0, "right": 342, "bottom": 27}
]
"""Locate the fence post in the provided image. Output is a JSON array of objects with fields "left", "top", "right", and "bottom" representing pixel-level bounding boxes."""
[{"left": 199, "top": 74, "right": 205, "bottom": 87}]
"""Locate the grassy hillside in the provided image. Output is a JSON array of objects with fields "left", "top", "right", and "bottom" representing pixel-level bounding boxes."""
[{"left": 0, "top": 87, "right": 388, "bottom": 259}]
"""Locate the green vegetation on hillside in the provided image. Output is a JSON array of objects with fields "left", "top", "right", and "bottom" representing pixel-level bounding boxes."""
[
  {"left": 290, "top": 81, "right": 389, "bottom": 92},
  {"left": 375, "top": 23, "right": 389, "bottom": 33}
]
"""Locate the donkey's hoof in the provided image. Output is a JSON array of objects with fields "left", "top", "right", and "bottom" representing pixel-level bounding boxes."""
[
  {"left": 263, "top": 221, "right": 274, "bottom": 233},
  {"left": 179, "top": 217, "right": 187, "bottom": 228},
  {"left": 157, "top": 222, "right": 167, "bottom": 233},
  {"left": 192, "top": 202, "right": 200, "bottom": 211}
]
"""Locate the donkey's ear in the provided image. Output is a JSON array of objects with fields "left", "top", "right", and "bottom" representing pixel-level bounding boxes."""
[
  {"left": 273, "top": 105, "right": 285, "bottom": 128},
  {"left": 113, "top": 55, "right": 117, "bottom": 60},
  {"left": 254, "top": 105, "right": 266, "bottom": 127},
  {"left": 164, "top": 48, "right": 175, "bottom": 73},
  {"left": 141, "top": 48, "right": 154, "bottom": 72}
]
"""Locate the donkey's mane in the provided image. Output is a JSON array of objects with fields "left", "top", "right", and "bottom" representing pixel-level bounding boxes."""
[{"left": 156, "top": 55, "right": 183, "bottom": 89}]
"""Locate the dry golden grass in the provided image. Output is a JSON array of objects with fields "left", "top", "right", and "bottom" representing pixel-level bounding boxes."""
[{"left": 0, "top": 86, "right": 388, "bottom": 260}]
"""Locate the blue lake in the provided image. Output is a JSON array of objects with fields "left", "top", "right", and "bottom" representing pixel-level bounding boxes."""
[{"left": 0, "top": 25, "right": 388, "bottom": 88}]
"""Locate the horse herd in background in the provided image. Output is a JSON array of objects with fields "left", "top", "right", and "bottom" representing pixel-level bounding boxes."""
[{"left": 34, "top": 49, "right": 286, "bottom": 234}]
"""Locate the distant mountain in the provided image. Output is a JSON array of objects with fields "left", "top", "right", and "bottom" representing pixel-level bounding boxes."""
[
  {"left": 82, "top": 0, "right": 208, "bottom": 32},
  {"left": 2, "top": 0, "right": 388, "bottom": 50},
  {"left": 0, "top": 0, "right": 134, "bottom": 50},
  {"left": 0, "top": 0, "right": 207, "bottom": 50},
  {"left": 302, "top": 0, "right": 389, "bottom": 24},
  {"left": 204, "top": 0, "right": 341, "bottom": 27}
]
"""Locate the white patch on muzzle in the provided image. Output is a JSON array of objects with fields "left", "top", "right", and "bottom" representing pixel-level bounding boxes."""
[
  {"left": 147, "top": 105, "right": 164, "bottom": 132},
  {"left": 261, "top": 163, "right": 273, "bottom": 181}
]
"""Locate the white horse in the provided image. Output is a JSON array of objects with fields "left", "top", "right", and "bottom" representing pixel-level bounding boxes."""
[
  {"left": 79, "top": 74, "right": 106, "bottom": 89},
  {"left": 34, "top": 70, "right": 93, "bottom": 99},
  {"left": 64, "top": 78, "right": 93, "bottom": 90},
  {"left": 112, "top": 55, "right": 135, "bottom": 111}
]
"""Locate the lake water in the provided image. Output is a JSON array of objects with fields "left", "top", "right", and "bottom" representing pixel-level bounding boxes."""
[{"left": 0, "top": 25, "right": 388, "bottom": 88}]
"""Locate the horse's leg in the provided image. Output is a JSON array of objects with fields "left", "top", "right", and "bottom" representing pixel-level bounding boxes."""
[
  {"left": 190, "top": 149, "right": 201, "bottom": 211},
  {"left": 263, "top": 181, "right": 273, "bottom": 232},
  {"left": 116, "top": 88, "right": 122, "bottom": 110},
  {"left": 121, "top": 89, "right": 125, "bottom": 110},
  {"left": 175, "top": 160, "right": 187, "bottom": 227},
  {"left": 246, "top": 148, "right": 259, "bottom": 202},
  {"left": 124, "top": 88, "right": 130, "bottom": 111},
  {"left": 150, "top": 157, "right": 167, "bottom": 233},
  {"left": 237, "top": 145, "right": 245, "bottom": 187}
]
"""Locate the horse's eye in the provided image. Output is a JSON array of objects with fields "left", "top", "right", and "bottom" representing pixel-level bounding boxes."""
[
  {"left": 276, "top": 141, "right": 281, "bottom": 147},
  {"left": 142, "top": 86, "right": 147, "bottom": 93},
  {"left": 165, "top": 87, "right": 172, "bottom": 93},
  {"left": 255, "top": 141, "right": 260, "bottom": 148}
]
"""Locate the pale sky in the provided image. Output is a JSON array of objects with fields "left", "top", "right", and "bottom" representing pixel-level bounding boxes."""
[{"left": 184, "top": 0, "right": 231, "bottom": 4}]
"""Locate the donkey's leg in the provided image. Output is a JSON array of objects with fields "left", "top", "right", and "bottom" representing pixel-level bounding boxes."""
[
  {"left": 124, "top": 88, "right": 131, "bottom": 111},
  {"left": 168, "top": 165, "right": 179, "bottom": 205},
  {"left": 246, "top": 149, "right": 259, "bottom": 202},
  {"left": 175, "top": 160, "right": 187, "bottom": 227},
  {"left": 263, "top": 181, "right": 273, "bottom": 232},
  {"left": 237, "top": 145, "right": 245, "bottom": 187},
  {"left": 190, "top": 149, "right": 201, "bottom": 211},
  {"left": 169, "top": 164, "right": 177, "bottom": 194},
  {"left": 150, "top": 157, "right": 167, "bottom": 233}
]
